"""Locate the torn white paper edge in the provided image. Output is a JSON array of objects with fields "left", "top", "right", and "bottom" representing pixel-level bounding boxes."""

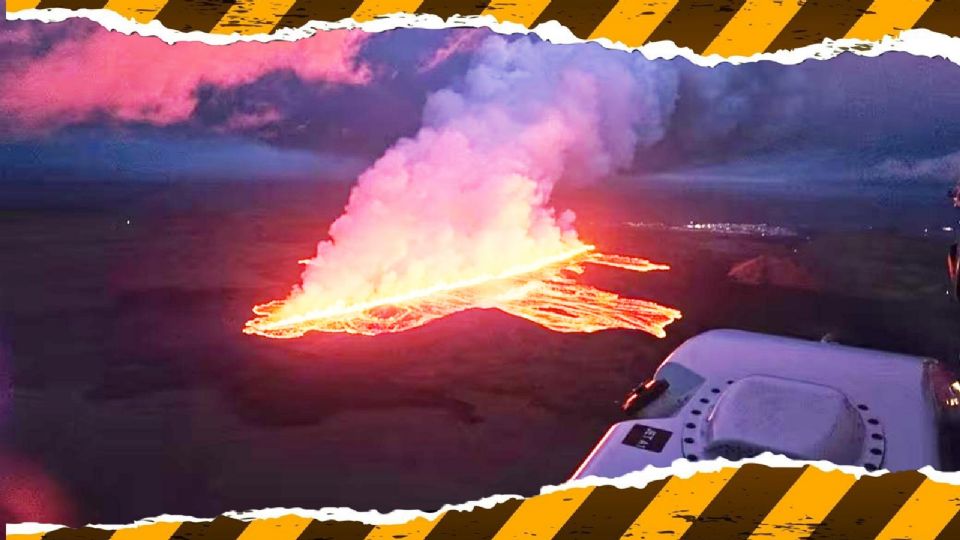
[
  {"left": 9, "top": 453, "right": 960, "bottom": 535},
  {"left": 7, "top": 8, "right": 960, "bottom": 67}
]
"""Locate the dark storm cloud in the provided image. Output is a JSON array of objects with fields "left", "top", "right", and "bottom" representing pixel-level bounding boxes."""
[
  {"left": 187, "top": 28, "right": 487, "bottom": 157},
  {"left": 640, "top": 52, "right": 960, "bottom": 175}
]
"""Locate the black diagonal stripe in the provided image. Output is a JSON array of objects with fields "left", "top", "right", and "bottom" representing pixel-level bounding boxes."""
[
  {"left": 35, "top": 0, "right": 108, "bottom": 9},
  {"left": 171, "top": 516, "right": 248, "bottom": 540},
  {"left": 680, "top": 464, "right": 804, "bottom": 540},
  {"left": 424, "top": 498, "right": 523, "bottom": 540},
  {"left": 807, "top": 471, "right": 926, "bottom": 540},
  {"left": 766, "top": 0, "right": 876, "bottom": 53},
  {"left": 155, "top": 0, "right": 240, "bottom": 32},
  {"left": 915, "top": 0, "right": 960, "bottom": 37},
  {"left": 553, "top": 480, "right": 669, "bottom": 539},
  {"left": 43, "top": 527, "right": 113, "bottom": 540},
  {"left": 530, "top": 0, "right": 621, "bottom": 39},
  {"left": 273, "top": 0, "right": 365, "bottom": 31},
  {"left": 296, "top": 519, "right": 374, "bottom": 540},
  {"left": 646, "top": 0, "right": 747, "bottom": 53},
  {"left": 417, "top": 0, "right": 490, "bottom": 19},
  {"left": 935, "top": 508, "right": 960, "bottom": 540}
]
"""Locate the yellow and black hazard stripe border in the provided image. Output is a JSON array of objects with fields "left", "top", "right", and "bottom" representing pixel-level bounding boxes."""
[
  {"left": 4, "top": 0, "right": 960, "bottom": 55},
  {"left": 9, "top": 464, "right": 960, "bottom": 540}
]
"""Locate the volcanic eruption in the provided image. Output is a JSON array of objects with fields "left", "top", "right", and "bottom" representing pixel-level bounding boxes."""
[{"left": 245, "top": 36, "right": 682, "bottom": 338}]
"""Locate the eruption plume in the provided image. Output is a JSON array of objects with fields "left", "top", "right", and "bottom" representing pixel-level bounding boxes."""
[{"left": 246, "top": 37, "right": 682, "bottom": 338}]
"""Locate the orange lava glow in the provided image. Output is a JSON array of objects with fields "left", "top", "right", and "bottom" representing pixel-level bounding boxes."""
[{"left": 244, "top": 246, "right": 682, "bottom": 338}]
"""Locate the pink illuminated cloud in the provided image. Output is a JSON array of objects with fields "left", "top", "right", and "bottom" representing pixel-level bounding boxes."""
[
  {"left": 0, "top": 27, "right": 371, "bottom": 131},
  {"left": 0, "top": 25, "right": 35, "bottom": 45},
  {"left": 417, "top": 30, "right": 486, "bottom": 73},
  {"left": 0, "top": 451, "right": 76, "bottom": 525},
  {"left": 217, "top": 106, "right": 284, "bottom": 132}
]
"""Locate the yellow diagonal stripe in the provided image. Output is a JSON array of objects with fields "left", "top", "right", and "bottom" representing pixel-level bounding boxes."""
[
  {"left": 211, "top": 0, "right": 301, "bottom": 35},
  {"left": 481, "top": 0, "right": 552, "bottom": 26},
  {"left": 874, "top": 479, "right": 960, "bottom": 540},
  {"left": 845, "top": 0, "right": 934, "bottom": 41},
  {"left": 111, "top": 522, "right": 182, "bottom": 540},
  {"left": 491, "top": 487, "right": 594, "bottom": 540},
  {"left": 622, "top": 469, "right": 737, "bottom": 538},
  {"left": 747, "top": 467, "right": 856, "bottom": 540},
  {"left": 6, "top": 534, "right": 45, "bottom": 540},
  {"left": 702, "top": 0, "right": 804, "bottom": 57},
  {"left": 6, "top": 0, "right": 41, "bottom": 11},
  {"left": 589, "top": 0, "right": 679, "bottom": 46},
  {"left": 353, "top": 0, "right": 424, "bottom": 23},
  {"left": 363, "top": 515, "right": 441, "bottom": 540},
  {"left": 235, "top": 515, "right": 313, "bottom": 540},
  {"left": 103, "top": 0, "right": 168, "bottom": 24}
]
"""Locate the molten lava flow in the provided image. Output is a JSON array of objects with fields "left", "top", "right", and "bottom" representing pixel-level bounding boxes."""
[{"left": 244, "top": 246, "right": 681, "bottom": 338}]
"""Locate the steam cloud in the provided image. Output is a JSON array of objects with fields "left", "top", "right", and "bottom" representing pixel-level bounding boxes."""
[{"left": 278, "top": 37, "right": 678, "bottom": 317}]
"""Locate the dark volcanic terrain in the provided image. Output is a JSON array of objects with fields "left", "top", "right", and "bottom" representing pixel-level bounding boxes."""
[{"left": 1, "top": 180, "right": 958, "bottom": 524}]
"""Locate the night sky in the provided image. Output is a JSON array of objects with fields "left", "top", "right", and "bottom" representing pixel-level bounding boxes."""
[{"left": 1, "top": 16, "right": 959, "bottom": 193}]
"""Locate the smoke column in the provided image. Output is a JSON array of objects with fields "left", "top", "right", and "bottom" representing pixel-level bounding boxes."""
[
  {"left": 282, "top": 37, "right": 676, "bottom": 314},
  {"left": 257, "top": 36, "right": 679, "bottom": 332}
]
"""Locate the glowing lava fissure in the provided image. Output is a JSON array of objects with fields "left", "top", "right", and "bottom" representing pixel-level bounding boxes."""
[{"left": 244, "top": 246, "right": 681, "bottom": 339}]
